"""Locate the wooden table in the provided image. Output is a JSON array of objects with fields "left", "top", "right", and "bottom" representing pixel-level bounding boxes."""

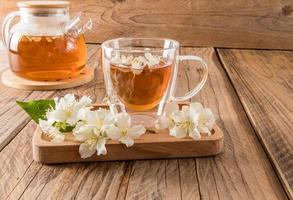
[{"left": 0, "top": 44, "right": 292, "bottom": 200}]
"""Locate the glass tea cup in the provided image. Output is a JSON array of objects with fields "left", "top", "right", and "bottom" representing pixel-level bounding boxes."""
[{"left": 101, "top": 38, "right": 208, "bottom": 127}]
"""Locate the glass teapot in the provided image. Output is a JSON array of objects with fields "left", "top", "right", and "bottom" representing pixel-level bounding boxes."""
[{"left": 2, "top": 1, "right": 92, "bottom": 81}]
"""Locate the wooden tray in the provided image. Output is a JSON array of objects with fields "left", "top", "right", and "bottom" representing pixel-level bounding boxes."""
[{"left": 33, "top": 104, "right": 224, "bottom": 164}]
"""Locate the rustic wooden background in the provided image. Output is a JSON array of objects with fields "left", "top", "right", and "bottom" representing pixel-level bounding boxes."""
[
  {"left": 1, "top": 0, "right": 293, "bottom": 49},
  {"left": 0, "top": 0, "right": 293, "bottom": 199},
  {"left": 0, "top": 45, "right": 292, "bottom": 200}
]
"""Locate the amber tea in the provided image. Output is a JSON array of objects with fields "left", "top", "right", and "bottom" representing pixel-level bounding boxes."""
[
  {"left": 110, "top": 60, "right": 172, "bottom": 111},
  {"left": 8, "top": 34, "right": 87, "bottom": 81}
]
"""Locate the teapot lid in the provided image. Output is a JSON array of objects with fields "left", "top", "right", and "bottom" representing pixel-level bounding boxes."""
[{"left": 17, "top": 1, "right": 69, "bottom": 8}]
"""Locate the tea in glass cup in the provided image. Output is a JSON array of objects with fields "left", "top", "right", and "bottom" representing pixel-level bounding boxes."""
[
  {"left": 101, "top": 38, "right": 208, "bottom": 127},
  {"left": 110, "top": 56, "right": 172, "bottom": 111}
]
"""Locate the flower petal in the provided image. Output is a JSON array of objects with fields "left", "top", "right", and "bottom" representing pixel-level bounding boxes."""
[
  {"left": 66, "top": 110, "right": 79, "bottom": 125},
  {"left": 171, "top": 111, "right": 188, "bottom": 123},
  {"left": 131, "top": 68, "right": 143, "bottom": 75},
  {"left": 128, "top": 125, "right": 146, "bottom": 139},
  {"left": 60, "top": 94, "right": 76, "bottom": 108},
  {"left": 155, "top": 116, "right": 170, "bottom": 129},
  {"left": 96, "top": 108, "right": 109, "bottom": 119},
  {"left": 77, "top": 107, "right": 91, "bottom": 121},
  {"left": 189, "top": 128, "right": 201, "bottom": 140},
  {"left": 107, "top": 125, "right": 121, "bottom": 140},
  {"left": 198, "top": 126, "right": 211, "bottom": 135},
  {"left": 145, "top": 53, "right": 160, "bottom": 65},
  {"left": 52, "top": 108, "right": 68, "bottom": 122},
  {"left": 197, "top": 108, "right": 215, "bottom": 133},
  {"left": 104, "top": 112, "right": 115, "bottom": 125},
  {"left": 202, "top": 108, "right": 215, "bottom": 129},
  {"left": 119, "top": 136, "right": 134, "bottom": 147},
  {"left": 189, "top": 102, "right": 203, "bottom": 113},
  {"left": 96, "top": 138, "right": 107, "bottom": 155},
  {"left": 116, "top": 113, "right": 131, "bottom": 130},
  {"left": 169, "top": 126, "right": 188, "bottom": 138},
  {"left": 39, "top": 119, "right": 54, "bottom": 132},
  {"left": 73, "top": 125, "right": 95, "bottom": 142},
  {"left": 189, "top": 111, "right": 199, "bottom": 125},
  {"left": 78, "top": 96, "right": 92, "bottom": 107},
  {"left": 79, "top": 141, "right": 96, "bottom": 159},
  {"left": 164, "top": 102, "right": 179, "bottom": 116},
  {"left": 46, "top": 126, "right": 65, "bottom": 143}
]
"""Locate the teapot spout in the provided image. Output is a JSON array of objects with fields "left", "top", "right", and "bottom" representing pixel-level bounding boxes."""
[{"left": 64, "top": 12, "right": 92, "bottom": 38}]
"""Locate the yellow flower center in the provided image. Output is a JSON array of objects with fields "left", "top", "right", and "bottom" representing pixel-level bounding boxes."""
[
  {"left": 65, "top": 107, "right": 74, "bottom": 118},
  {"left": 96, "top": 119, "right": 104, "bottom": 127},
  {"left": 121, "top": 130, "right": 128, "bottom": 136}
]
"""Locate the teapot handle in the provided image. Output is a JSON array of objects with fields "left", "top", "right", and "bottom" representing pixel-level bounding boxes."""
[{"left": 1, "top": 11, "right": 20, "bottom": 48}]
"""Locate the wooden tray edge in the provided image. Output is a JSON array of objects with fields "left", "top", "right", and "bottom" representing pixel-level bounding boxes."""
[
  {"left": 33, "top": 125, "right": 224, "bottom": 164},
  {"left": 32, "top": 103, "right": 224, "bottom": 164}
]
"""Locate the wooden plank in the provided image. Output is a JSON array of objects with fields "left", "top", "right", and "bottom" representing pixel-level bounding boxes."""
[
  {"left": 0, "top": 46, "right": 289, "bottom": 199},
  {"left": 175, "top": 47, "right": 289, "bottom": 200},
  {"left": 1, "top": 0, "right": 293, "bottom": 49},
  {"left": 217, "top": 49, "right": 293, "bottom": 199}
]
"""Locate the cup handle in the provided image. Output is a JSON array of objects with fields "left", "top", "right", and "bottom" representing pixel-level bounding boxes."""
[
  {"left": 1, "top": 11, "right": 20, "bottom": 48},
  {"left": 171, "top": 55, "right": 208, "bottom": 101}
]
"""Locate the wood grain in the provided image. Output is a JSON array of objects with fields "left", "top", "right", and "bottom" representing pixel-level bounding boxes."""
[
  {"left": 177, "top": 47, "right": 289, "bottom": 200},
  {"left": 33, "top": 117, "right": 223, "bottom": 164},
  {"left": 218, "top": 49, "right": 293, "bottom": 199},
  {"left": 0, "top": 45, "right": 289, "bottom": 199},
  {"left": 1, "top": 0, "right": 293, "bottom": 49}
]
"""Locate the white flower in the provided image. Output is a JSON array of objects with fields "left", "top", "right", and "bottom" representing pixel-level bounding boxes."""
[
  {"left": 38, "top": 94, "right": 91, "bottom": 143},
  {"left": 121, "top": 55, "right": 133, "bottom": 65},
  {"left": 155, "top": 102, "right": 215, "bottom": 140},
  {"left": 73, "top": 108, "right": 115, "bottom": 158},
  {"left": 77, "top": 107, "right": 115, "bottom": 127},
  {"left": 189, "top": 102, "right": 204, "bottom": 113},
  {"left": 39, "top": 119, "right": 64, "bottom": 143},
  {"left": 50, "top": 94, "right": 92, "bottom": 125},
  {"left": 74, "top": 124, "right": 108, "bottom": 158},
  {"left": 111, "top": 54, "right": 134, "bottom": 66},
  {"left": 169, "top": 109, "right": 200, "bottom": 140},
  {"left": 196, "top": 108, "right": 215, "bottom": 136},
  {"left": 107, "top": 112, "right": 146, "bottom": 147},
  {"left": 131, "top": 56, "right": 146, "bottom": 75},
  {"left": 155, "top": 101, "right": 179, "bottom": 129},
  {"left": 145, "top": 52, "right": 160, "bottom": 66},
  {"left": 189, "top": 102, "right": 215, "bottom": 136}
]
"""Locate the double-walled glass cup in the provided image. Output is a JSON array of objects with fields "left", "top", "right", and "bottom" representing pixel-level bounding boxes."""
[{"left": 101, "top": 38, "right": 208, "bottom": 127}]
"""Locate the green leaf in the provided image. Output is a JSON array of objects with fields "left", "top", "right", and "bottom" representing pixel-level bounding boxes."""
[
  {"left": 16, "top": 99, "right": 55, "bottom": 123},
  {"left": 53, "top": 121, "right": 75, "bottom": 132}
]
